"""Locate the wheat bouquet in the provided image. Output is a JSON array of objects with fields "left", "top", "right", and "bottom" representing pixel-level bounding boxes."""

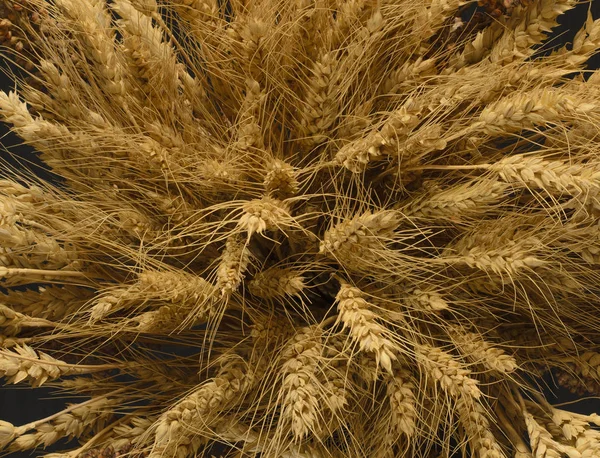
[{"left": 2, "top": 0, "right": 600, "bottom": 457}]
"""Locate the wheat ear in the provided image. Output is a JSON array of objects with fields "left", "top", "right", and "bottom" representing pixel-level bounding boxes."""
[
  {"left": 335, "top": 283, "right": 397, "bottom": 374},
  {"left": 278, "top": 325, "right": 324, "bottom": 442}
]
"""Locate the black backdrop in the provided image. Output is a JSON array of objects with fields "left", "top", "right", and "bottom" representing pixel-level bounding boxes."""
[{"left": 2, "top": 2, "right": 600, "bottom": 456}]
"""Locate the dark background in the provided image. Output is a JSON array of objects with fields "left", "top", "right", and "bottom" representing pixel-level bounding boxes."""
[{"left": 2, "top": 2, "right": 600, "bottom": 456}]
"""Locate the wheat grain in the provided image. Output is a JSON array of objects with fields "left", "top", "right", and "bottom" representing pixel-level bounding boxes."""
[
  {"left": 549, "top": 11, "right": 600, "bottom": 70},
  {"left": 54, "top": 0, "right": 126, "bottom": 98},
  {"left": 386, "top": 369, "right": 417, "bottom": 439},
  {"left": 415, "top": 343, "right": 481, "bottom": 398},
  {"left": 335, "top": 283, "right": 397, "bottom": 374},
  {"left": 524, "top": 412, "right": 576, "bottom": 458},
  {"left": 263, "top": 159, "right": 299, "bottom": 198},
  {"left": 478, "top": 88, "right": 595, "bottom": 136},
  {"left": 334, "top": 104, "right": 422, "bottom": 173},
  {"left": 299, "top": 52, "right": 340, "bottom": 145},
  {"left": 4, "top": 0, "right": 600, "bottom": 457},
  {"left": 0, "top": 344, "right": 109, "bottom": 387},
  {"left": 279, "top": 325, "right": 323, "bottom": 441},
  {"left": 404, "top": 287, "right": 449, "bottom": 312},
  {"left": 0, "top": 91, "right": 72, "bottom": 159},
  {"left": 486, "top": 154, "right": 600, "bottom": 197},
  {"left": 455, "top": 395, "right": 507, "bottom": 458},
  {"left": 382, "top": 57, "right": 438, "bottom": 94},
  {"left": 248, "top": 266, "right": 305, "bottom": 299},
  {"left": 319, "top": 210, "right": 400, "bottom": 258},
  {"left": 91, "top": 270, "right": 215, "bottom": 322},
  {"left": 321, "top": 334, "right": 349, "bottom": 417},
  {"left": 0, "top": 304, "right": 53, "bottom": 336},
  {"left": 448, "top": 325, "right": 518, "bottom": 374},
  {"left": 0, "top": 420, "right": 16, "bottom": 449},
  {"left": 216, "top": 234, "right": 251, "bottom": 296},
  {"left": 0, "top": 285, "right": 92, "bottom": 321},
  {"left": 113, "top": 0, "right": 179, "bottom": 113},
  {"left": 233, "top": 79, "right": 266, "bottom": 152},
  {"left": 9, "top": 395, "right": 119, "bottom": 452},
  {"left": 0, "top": 221, "right": 79, "bottom": 271},
  {"left": 489, "top": 0, "right": 577, "bottom": 65},
  {"left": 152, "top": 354, "right": 254, "bottom": 456},
  {"left": 238, "top": 196, "right": 293, "bottom": 236},
  {"left": 444, "top": 222, "right": 547, "bottom": 277},
  {"left": 404, "top": 180, "right": 508, "bottom": 221}
]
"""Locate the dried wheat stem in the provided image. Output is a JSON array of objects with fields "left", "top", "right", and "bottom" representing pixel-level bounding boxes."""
[
  {"left": 0, "top": 267, "right": 89, "bottom": 288},
  {"left": 335, "top": 283, "right": 397, "bottom": 374}
]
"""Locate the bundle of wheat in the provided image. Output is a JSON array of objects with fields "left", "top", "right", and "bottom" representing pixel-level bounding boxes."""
[{"left": 2, "top": 0, "right": 600, "bottom": 457}]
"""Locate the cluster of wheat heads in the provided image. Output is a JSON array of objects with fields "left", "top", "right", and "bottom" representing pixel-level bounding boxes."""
[{"left": 3, "top": 0, "right": 600, "bottom": 457}]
